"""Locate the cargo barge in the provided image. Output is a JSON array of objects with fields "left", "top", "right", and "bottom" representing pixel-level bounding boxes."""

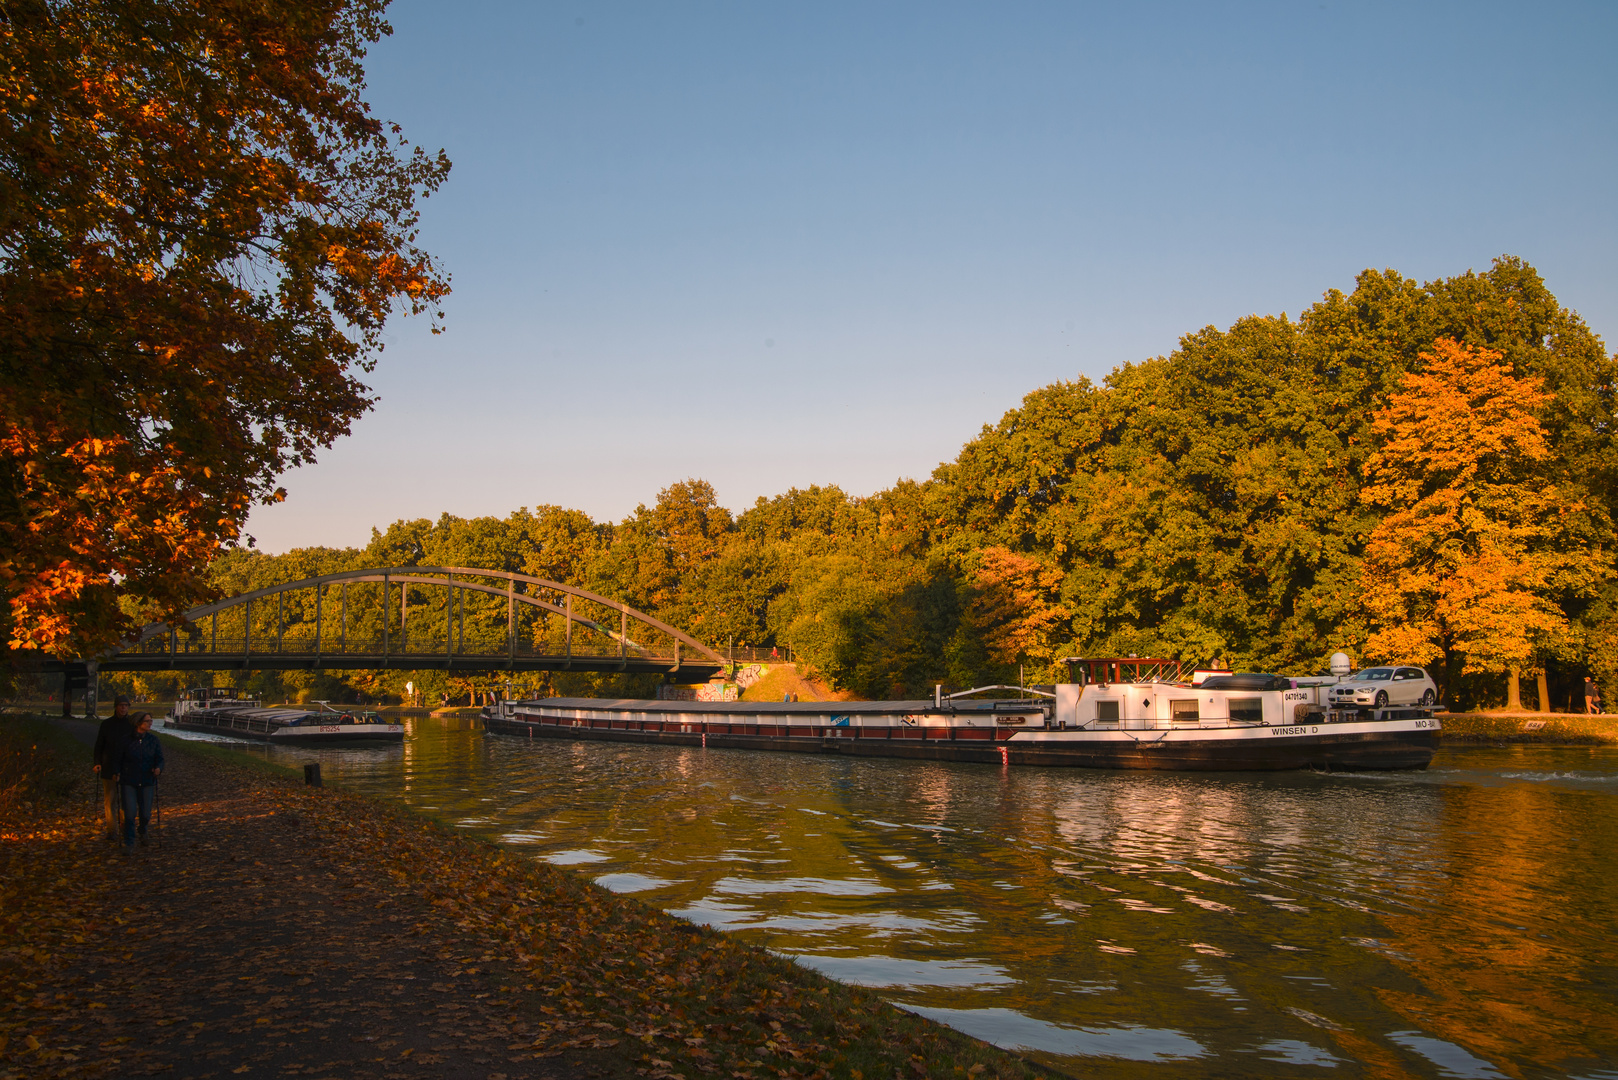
[
  {"left": 166, "top": 687, "right": 404, "bottom": 746},
  {"left": 481, "top": 658, "right": 1439, "bottom": 771}
]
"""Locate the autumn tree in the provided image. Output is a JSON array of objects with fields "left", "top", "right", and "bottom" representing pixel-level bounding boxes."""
[
  {"left": 966, "top": 547, "right": 1067, "bottom": 669},
  {"left": 0, "top": 0, "right": 450, "bottom": 659},
  {"left": 1359, "top": 339, "right": 1604, "bottom": 704}
]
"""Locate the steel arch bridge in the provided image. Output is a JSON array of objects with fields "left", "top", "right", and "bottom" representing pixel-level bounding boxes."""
[{"left": 36, "top": 566, "right": 732, "bottom": 681}]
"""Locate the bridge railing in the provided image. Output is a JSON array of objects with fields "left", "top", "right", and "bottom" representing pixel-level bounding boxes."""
[
  {"left": 129, "top": 631, "right": 793, "bottom": 666},
  {"left": 125, "top": 634, "right": 695, "bottom": 663},
  {"left": 717, "top": 646, "right": 794, "bottom": 664}
]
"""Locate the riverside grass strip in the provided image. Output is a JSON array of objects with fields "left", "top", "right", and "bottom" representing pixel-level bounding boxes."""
[
  {"left": 1439, "top": 713, "right": 1618, "bottom": 745},
  {"left": 0, "top": 716, "right": 1049, "bottom": 1080}
]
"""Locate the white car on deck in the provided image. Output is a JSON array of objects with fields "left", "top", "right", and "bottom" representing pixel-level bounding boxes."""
[{"left": 1328, "top": 666, "right": 1439, "bottom": 709}]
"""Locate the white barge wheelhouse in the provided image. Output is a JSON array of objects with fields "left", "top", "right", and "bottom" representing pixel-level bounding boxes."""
[{"left": 482, "top": 657, "right": 1439, "bottom": 772}]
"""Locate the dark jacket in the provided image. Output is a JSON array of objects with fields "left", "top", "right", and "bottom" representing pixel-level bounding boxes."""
[
  {"left": 93, "top": 714, "right": 134, "bottom": 773},
  {"left": 117, "top": 732, "right": 165, "bottom": 788}
]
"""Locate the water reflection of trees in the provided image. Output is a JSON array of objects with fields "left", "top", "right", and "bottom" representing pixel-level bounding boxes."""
[{"left": 1375, "top": 752, "right": 1618, "bottom": 1072}]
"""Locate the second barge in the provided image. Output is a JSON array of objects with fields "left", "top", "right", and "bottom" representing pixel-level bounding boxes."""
[{"left": 166, "top": 688, "right": 404, "bottom": 746}]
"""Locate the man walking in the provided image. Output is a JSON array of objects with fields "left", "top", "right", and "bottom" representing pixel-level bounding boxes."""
[
  {"left": 1586, "top": 677, "right": 1603, "bottom": 715},
  {"left": 115, "top": 713, "right": 164, "bottom": 854},
  {"left": 92, "top": 695, "right": 134, "bottom": 842}
]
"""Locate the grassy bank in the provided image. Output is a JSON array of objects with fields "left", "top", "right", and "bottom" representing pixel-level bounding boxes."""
[
  {"left": 0, "top": 714, "right": 86, "bottom": 812},
  {"left": 739, "top": 665, "right": 855, "bottom": 703},
  {"left": 1441, "top": 712, "right": 1618, "bottom": 745},
  {"left": 0, "top": 714, "right": 1047, "bottom": 1080}
]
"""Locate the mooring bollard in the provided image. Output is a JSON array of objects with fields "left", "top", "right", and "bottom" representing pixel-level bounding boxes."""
[{"left": 304, "top": 762, "right": 322, "bottom": 787}]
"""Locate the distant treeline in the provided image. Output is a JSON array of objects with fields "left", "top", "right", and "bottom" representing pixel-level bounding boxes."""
[{"left": 140, "top": 257, "right": 1616, "bottom": 711}]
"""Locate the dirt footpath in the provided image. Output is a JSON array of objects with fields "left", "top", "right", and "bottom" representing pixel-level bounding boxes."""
[{"left": 4, "top": 726, "right": 611, "bottom": 1080}]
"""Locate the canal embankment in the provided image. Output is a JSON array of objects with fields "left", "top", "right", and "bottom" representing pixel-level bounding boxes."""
[{"left": 0, "top": 713, "right": 1043, "bottom": 1080}]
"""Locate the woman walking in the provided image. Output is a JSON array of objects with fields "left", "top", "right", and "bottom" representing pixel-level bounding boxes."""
[{"left": 115, "top": 712, "right": 164, "bottom": 855}]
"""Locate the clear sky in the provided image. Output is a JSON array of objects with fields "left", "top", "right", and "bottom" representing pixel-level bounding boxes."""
[{"left": 245, "top": 0, "right": 1618, "bottom": 554}]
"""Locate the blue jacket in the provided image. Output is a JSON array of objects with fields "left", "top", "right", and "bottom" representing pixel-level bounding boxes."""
[{"left": 117, "top": 732, "right": 165, "bottom": 788}]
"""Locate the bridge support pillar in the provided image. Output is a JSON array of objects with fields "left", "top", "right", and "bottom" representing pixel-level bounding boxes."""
[{"left": 60, "top": 664, "right": 90, "bottom": 718}]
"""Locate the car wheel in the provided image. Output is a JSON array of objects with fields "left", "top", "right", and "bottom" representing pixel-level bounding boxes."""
[
  {"left": 1374, "top": 690, "right": 1388, "bottom": 708},
  {"left": 1420, "top": 689, "right": 1435, "bottom": 706}
]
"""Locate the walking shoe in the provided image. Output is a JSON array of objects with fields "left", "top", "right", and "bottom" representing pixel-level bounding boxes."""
[
  {"left": 122, "top": 844, "right": 134, "bottom": 856},
  {"left": 139, "top": 834, "right": 148, "bottom": 847}
]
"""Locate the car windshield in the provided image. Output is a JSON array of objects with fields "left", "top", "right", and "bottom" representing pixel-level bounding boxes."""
[{"left": 1350, "top": 668, "right": 1393, "bottom": 681}]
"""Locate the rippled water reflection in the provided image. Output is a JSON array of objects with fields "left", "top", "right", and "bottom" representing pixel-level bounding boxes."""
[{"left": 196, "top": 718, "right": 1618, "bottom": 1077}]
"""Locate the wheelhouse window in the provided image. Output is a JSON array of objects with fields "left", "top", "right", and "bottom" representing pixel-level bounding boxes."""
[
  {"left": 1171, "top": 700, "right": 1200, "bottom": 722},
  {"left": 1096, "top": 700, "right": 1120, "bottom": 721},
  {"left": 1229, "top": 697, "right": 1263, "bottom": 722}
]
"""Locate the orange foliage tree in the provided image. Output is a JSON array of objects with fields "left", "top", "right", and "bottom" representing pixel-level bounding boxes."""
[
  {"left": 1360, "top": 339, "right": 1602, "bottom": 699},
  {"left": 967, "top": 547, "right": 1068, "bottom": 669},
  {"left": 0, "top": 0, "right": 450, "bottom": 659}
]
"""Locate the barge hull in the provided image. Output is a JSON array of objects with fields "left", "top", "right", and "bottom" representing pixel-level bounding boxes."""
[{"left": 483, "top": 713, "right": 1436, "bottom": 771}]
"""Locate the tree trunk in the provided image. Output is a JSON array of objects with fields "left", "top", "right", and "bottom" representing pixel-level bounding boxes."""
[
  {"left": 1536, "top": 671, "right": 1551, "bottom": 714},
  {"left": 1506, "top": 668, "right": 1524, "bottom": 712}
]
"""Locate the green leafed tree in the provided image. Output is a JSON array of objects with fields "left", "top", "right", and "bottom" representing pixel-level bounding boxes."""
[{"left": 926, "top": 256, "right": 1615, "bottom": 697}]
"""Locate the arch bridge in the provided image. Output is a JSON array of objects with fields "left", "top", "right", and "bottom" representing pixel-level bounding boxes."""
[{"left": 42, "top": 566, "right": 734, "bottom": 680}]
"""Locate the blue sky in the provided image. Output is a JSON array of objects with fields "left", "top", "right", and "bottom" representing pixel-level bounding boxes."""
[{"left": 246, "top": 0, "right": 1618, "bottom": 553}]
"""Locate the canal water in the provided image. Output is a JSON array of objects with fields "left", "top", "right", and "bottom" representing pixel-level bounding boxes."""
[{"left": 193, "top": 717, "right": 1618, "bottom": 1078}]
